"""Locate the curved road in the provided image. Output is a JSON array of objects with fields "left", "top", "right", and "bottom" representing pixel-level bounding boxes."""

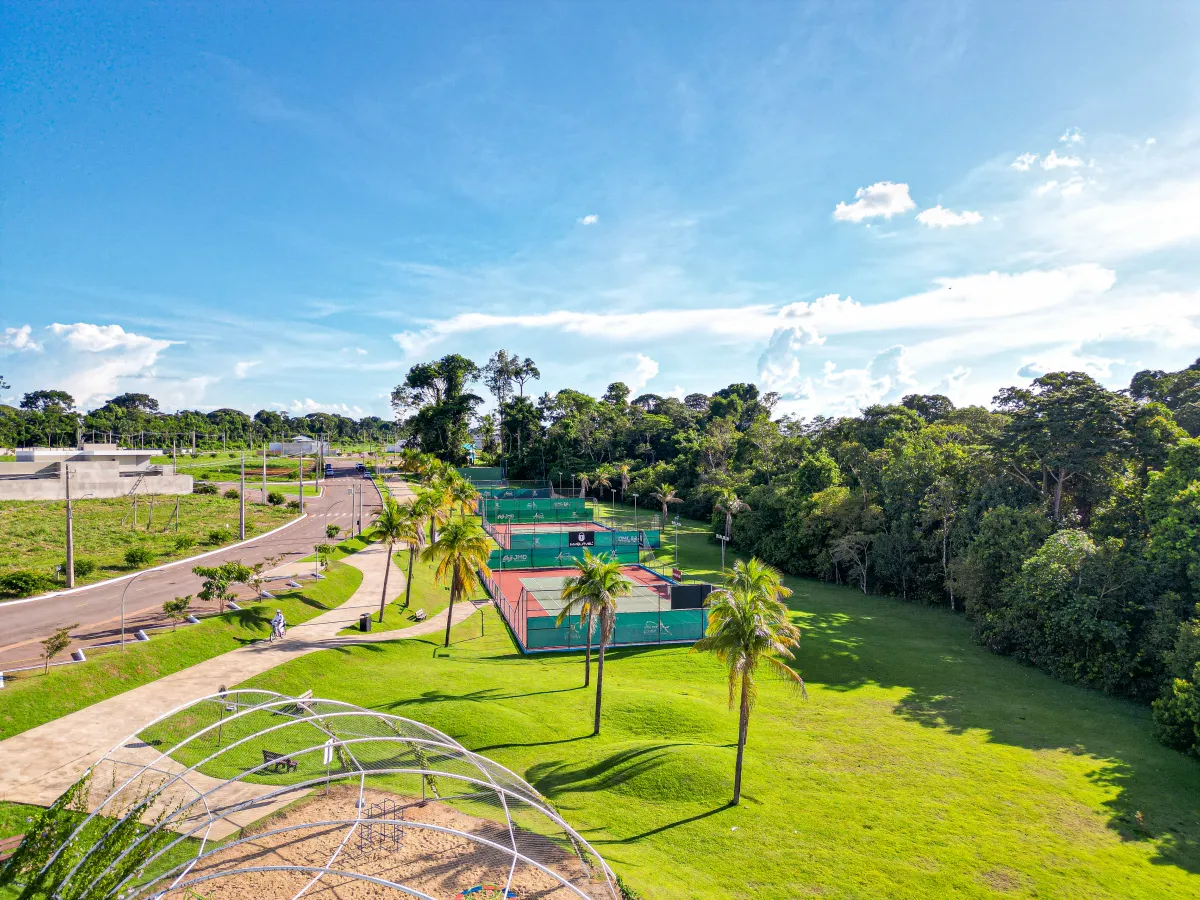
[{"left": 0, "top": 461, "right": 384, "bottom": 670}]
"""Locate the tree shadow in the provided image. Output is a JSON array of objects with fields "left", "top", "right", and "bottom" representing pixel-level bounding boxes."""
[
  {"left": 590, "top": 804, "right": 730, "bottom": 844},
  {"left": 370, "top": 684, "right": 582, "bottom": 712},
  {"left": 784, "top": 580, "right": 1200, "bottom": 874},
  {"left": 525, "top": 743, "right": 691, "bottom": 797}
]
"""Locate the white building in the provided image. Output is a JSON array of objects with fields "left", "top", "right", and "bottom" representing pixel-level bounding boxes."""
[
  {"left": 0, "top": 443, "right": 193, "bottom": 500},
  {"left": 268, "top": 434, "right": 330, "bottom": 455}
]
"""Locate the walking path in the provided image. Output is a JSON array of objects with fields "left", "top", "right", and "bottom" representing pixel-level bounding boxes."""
[{"left": 0, "top": 524, "right": 480, "bottom": 812}]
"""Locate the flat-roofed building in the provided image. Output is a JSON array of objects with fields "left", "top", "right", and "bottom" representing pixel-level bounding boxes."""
[{"left": 0, "top": 443, "right": 193, "bottom": 500}]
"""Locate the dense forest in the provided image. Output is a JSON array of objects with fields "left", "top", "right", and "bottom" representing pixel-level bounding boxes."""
[
  {"left": 0, "top": 386, "right": 397, "bottom": 450},
  {"left": 392, "top": 352, "right": 1200, "bottom": 757}
]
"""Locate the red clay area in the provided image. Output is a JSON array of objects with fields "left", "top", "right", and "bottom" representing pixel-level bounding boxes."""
[{"left": 495, "top": 565, "right": 670, "bottom": 617}]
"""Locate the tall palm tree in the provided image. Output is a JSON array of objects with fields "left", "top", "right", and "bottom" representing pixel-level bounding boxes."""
[
  {"left": 372, "top": 498, "right": 408, "bottom": 623},
  {"left": 614, "top": 462, "right": 631, "bottom": 502},
  {"left": 421, "top": 483, "right": 453, "bottom": 544},
  {"left": 650, "top": 481, "right": 683, "bottom": 522},
  {"left": 423, "top": 518, "right": 491, "bottom": 647},
  {"left": 693, "top": 557, "right": 805, "bottom": 805},
  {"left": 576, "top": 471, "right": 590, "bottom": 500},
  {"left": 713, "top": 487, "right": 751, "bottom": 570},
  {"left": 447, "top": 476, "right": 480, "bottom": 519},
  {"left": 557, "top": 551, "right": 632, "bottom": 735},
  {"left": 395, "top": 502, "right": 428, "bottom": 609}
]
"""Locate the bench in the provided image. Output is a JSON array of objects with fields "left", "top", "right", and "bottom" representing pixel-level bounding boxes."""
[
  {"left": 412, "top": 609, "right": 427, "bottom": 622},
  {"left": 262, "top": 749, "right": 298, "bottom": 773},
  {"left": 0, "top": 834, "right": 23, "bottom": 862}
]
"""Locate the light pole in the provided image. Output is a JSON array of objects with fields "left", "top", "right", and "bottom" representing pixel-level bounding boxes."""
[
  {"left": 64, "top": 464, "right": 75, "bottom": 589},
  {"left": 239, "top": 453, "right": 246, "bottom": 540},
  {"left": 262, "top": 447, "right": 268, "bottom": 504},
  {"left": 298, "top": 453, "right": 305, "bottom": 514},
  {"left": 717, "top": 533, "right": 731, "bottom": 571},
  {"left": 347, "top": 488, "right": 355, "bottom": 537},
  {"left": 631, "top": 493, "right": 639, "bottom": 533},
  {"left": 673, "top": 516, "right": 681, "bottom": 567},
  {"left": 119, "top": 568, "right": 150, "bottom": 653}
]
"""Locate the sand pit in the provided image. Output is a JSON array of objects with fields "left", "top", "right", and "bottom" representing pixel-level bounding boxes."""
[{"left": 156, "top": 786, "right": 609, "bottom": 899}]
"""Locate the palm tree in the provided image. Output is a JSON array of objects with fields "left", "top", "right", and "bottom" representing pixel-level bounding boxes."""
[
  {"left": 447, "top": 476, "right": 480, "bottom": 519},
  {"left": 650, "top": 481, "right": 682, "bottom": 522},
  {"left": 423, "top": 518, "right": 491, "bottom": 647},
  {"left": 713, "top": 487, "right": 751, "bottom": 570},
  {"left": 395, "top": 503, "right": 428, "bottom": 609},
  {"left": 693, "top": 557, "right": 805, "bottom": 805},
  {"left": 576, "top": 471, "right": 590, "bottom": 500},
  {"left": 614, "top": 462, "right": 631, "bottom": 502},
  {"left": 421, "top": 483, "right": 453, "bottom": 544},
  {"left": 372, "top": 497, "right": 408, "bottom": 623},
  {"left": 557, "top": 551, "right": 632, "bottom": 735}
]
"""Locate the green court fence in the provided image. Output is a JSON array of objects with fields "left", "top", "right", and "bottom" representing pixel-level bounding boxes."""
[
  {"left": 481, "top": 497, "right": 591, "bottom": 520},
  {"left": 486, "top": 525, "right": 661, "bottom": 551},
  {"left": 487, "top": 546, "right": 642, "bottom": 570},
  {"left": 456, "top": 466, "right": 504, "bottom": 483}
]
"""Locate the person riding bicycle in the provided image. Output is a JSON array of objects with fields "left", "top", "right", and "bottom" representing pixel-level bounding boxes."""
[{"left": 270, "top": 609, "right": 287, "bottom": 641}]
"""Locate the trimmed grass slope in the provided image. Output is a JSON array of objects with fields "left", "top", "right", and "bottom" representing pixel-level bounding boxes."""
[{"left": 234, "top": 518, "right": 1200, "bottom": 900}]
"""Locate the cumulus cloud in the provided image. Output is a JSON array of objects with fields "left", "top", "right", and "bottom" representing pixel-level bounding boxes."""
[
  {"left": 833, "top": 181, "right": 916, "bottom": 222},
  {"left": 625, "top": 353, "right": 660, "bottom": 392},
  {"left": 1060, "top": 127, "right": 1084, "bottom": 144},
  {"left": 1042, "top": 149, "right": 1084, "bottom": 170},
  {"left": 1145, "top": 137, "right": 1157, "bottom": 146},
  {"left": 577, "top": 214, "right": 599, "bottom": 226},
  {"left": 1011, "top": 153, "right": 1039, "bottom": 171},
  {"left": 916, "top": 206, "right": 983, "bottom": 228},
  {"left": 290, "top": 398, "right": 365, "bottom": 416},
  {"left": 757, "top": 321, "right": 825, "bottom": 397},
  {"left": 234, "top": 360, "right": 261, "bottom": 379},
  {"left": 1, "top": 325, "right": 40, "bottom": 352},
  {"left": 40, "top": 323, "right": 177, "bottom": 407}
]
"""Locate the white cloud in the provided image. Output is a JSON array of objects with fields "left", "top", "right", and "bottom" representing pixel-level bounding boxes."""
[
  {"left": 41, "top": 323, "right": 177, "bottom": 407},
  {"left": 1042, "top": 149, "right": 1084, "bottom": 170},
  {"left": 1060, "top": 176, "right": 1087, "bottom": 197},
  {"left": 665, "top": 385, "right": 686, "bottom": 400},
  {"left": 234, "top": 360, "right": 261, "bottom": 379},
  {"left": 1011, "top": 153, "right": 1039, "bottom": 171},
  {"left": 1, "top": 325, "right": 40, "bottom": 352},
  {"left": 1035, "top": 180, "right": 1059, "bottom": 196},
  {"left": 833, "top": 181, "right": 916, "bottom": 222},
  {"left": 1059, "top": 127, "right": 1084, "bottom": 144},
  {"left": 758, "top": 321, "right": 825, "bottom": 396},
  {"left": 355, "top": 347, "right": 368, "bottom": 355},
  {"left": 290, "top": 398, "right": 365, "bottom": 416},
  {"left": 577, "top": 214, "right": 599, "bottom": 226},
  {"left": 916, "top": 206, "right": 983, "bottom": 228},
  {"left": 625, "top": 353, "right": 659, "bottom": 393},
  {"left": 1145, "top": 137, "right": 1157, "bottom": 147}
]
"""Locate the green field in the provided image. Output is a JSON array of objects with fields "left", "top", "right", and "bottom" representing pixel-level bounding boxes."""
[
  {"left": 0, "top": 562, "right": 362, "bottom": 739},
  {"left": 0, "top": 494, "right": 297, "bottom": 595},
  {"left": 151, "top": 451, "right": 319, "bottom": 483},
  {"left": 228, "top": 512, "right": 1200, "bottom": 900}
]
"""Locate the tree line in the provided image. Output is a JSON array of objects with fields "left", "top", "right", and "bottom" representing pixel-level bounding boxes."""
[
  {"left": 391, "top": 352, "right": 1200, "bottom": 757},
  {"left": 0, "top": 388, "right": 397, "bottom": 449}
]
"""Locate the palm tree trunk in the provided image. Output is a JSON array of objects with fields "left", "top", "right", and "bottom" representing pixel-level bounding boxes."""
[
  {"left": 584, "top": 616, "right": 592, "bottom": 687},
  {"left": 733, "top": 671, "right": 751, "bottom": 805},
  {"left": 443, "top": 570, "right": 459, "bottom": 648},
  {"left": 404, "top": 546, "right": 415, "bottom": 608},
  {"left": 378, "top": 540, "right": 393, "bottom": 622},
  {"left": 593, "top": 639, "right": 606, "bottom": 735}
]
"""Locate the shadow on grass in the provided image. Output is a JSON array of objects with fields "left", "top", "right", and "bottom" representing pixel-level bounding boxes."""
[
  {"left": 785, "top": 579, "right": 1200, "bottom": 874},
  {"left": 371, "top": 684, "right": 582, "bottom": 711},
  {"left": 593, "top": 804, "right": 730, "bottom": 844},
  {"left": 526, "top": 742, "right": 704, "bottom": 798}
]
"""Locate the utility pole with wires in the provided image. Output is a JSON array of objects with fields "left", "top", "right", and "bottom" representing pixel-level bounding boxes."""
[
  {"left": 65, "top": 465, "right": 75, "bottom": 589},
  {"left": 262, "top": 447, "right": 268, "bottom": 504},
  {"left": 299, "top": 454, "right": 305, "bottom": 514},
  {"left": 239, "top": 452, "right": 246, "bottom": 540}
]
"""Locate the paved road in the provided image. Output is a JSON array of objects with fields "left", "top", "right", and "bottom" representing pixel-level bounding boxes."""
[{"left": 0, "top": 461, "right": 384, "bottom": 670}]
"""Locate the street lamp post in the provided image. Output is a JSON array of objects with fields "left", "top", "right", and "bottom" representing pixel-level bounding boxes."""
[
  {"left": 298, "top": 453, "right": 305, "bottom": 514},
  {"left": 631, "top": 493, "right": 639, "bottom": 533},
  {"left": 672, "top": 516, "right": 681, "bottom": 567},
  {"left": 64, "top": 465, "right": 75, "bottom": 589},
  {"left": 239, "top": 453, "right": 245, "bottom": 540},
  {"left": 717, "top": 533, "right": 731, "bottom": 571},
  {"left": 347, "top": 488, "right": 355, "bottom": 537},
  {"left": 119, "top": 568, "right": 150, "bottom": 653}
]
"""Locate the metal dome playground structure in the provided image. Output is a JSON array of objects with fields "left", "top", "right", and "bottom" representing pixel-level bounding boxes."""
[{"left": 1, "top": 690, "right": 618, "bottom": 900}]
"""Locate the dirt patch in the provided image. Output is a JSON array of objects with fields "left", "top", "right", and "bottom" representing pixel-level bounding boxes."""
[{"left": 156, "top": 786, "right": 611, "bottom": 899}]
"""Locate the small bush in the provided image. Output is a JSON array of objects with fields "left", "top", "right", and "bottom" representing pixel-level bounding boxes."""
[
  {"left": 267, "top": 491, "right": 285, "bottom": 506},
  {"left": 205, "top": 527, "right": 230, "bottom": 546},
  {"left": 124, "top": 546, "right": 155, "bottom": 568},
  {"left": 193, "top": 482, "right": 218, "bottom": 495},
  {"left": 173, "top": 535, "right": 196, "bottom": 552},
  {"left": 617, "top": 875, "right": 645, "bottom": 900},
  {"left": 61, "top": 557, "right": 96, "bottom": 579},
  {"left": 224, "top": 488, "right": 240, "bottom": 500},
  {"left": 287, "top": 500, "right": 301, "bottom": 511},
  {"left": 0, "top": 570, "right": 55, "bottom": 598}
]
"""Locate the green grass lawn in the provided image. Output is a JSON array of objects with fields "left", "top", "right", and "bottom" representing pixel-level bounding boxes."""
[
  {"left": 0, "top": 562, "right": 363, "bottom": 739},
  {"left": 336, "top": 548, "right": 455, "bottom": 635},
  {"left": 152, "top": 451, "right": 319, "bottom": 483},
  {"left": 0, "top": 494, "right": 297, "bottom": 595},
  {"left": 228, "top": 513, "right": 1200, "bottom": 900}
]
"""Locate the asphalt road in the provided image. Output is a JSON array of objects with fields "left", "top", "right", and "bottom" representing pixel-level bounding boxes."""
[{"left": 0, "top": 461, "right": 383, "bottom": 670}]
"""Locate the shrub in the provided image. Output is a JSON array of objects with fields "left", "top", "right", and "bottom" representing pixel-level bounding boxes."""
[
  {"left": 267, "top": 491, "right": 285, "bottom": 506},
  {"left": 173, "top": 534, "right": 196, "bottom": 552},
  {"left": 224, "top": 488, "right": 240, "bottom": 500},
  {"left": 64, "top": 557, "right": 97, "bottom": 579},
  {"left": 193, "top": 482, "right": 218, "bottom": 495},
  {"left": 287, "top": 500, "right": 301, "bottom": 511},
  {"left": 0, "top": 570, "right": 55, "bottom": 598},
  {"left": 205, "top": 527, "right": 230, "bottom": 546},
  {"left": 326, "top": 523, "right": 341, "bottom": 539},
  {"left": 124, "top": 546, "right": 154, "bottom": 568}
]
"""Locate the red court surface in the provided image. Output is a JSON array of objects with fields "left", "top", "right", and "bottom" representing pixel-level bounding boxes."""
[{"left": 494, "top": 565, "right": 670, "bottom": 617}]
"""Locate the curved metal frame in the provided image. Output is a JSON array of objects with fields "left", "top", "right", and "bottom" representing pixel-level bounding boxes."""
[{"left": 33, "top": 690, "right": 616, "bottom": 900}]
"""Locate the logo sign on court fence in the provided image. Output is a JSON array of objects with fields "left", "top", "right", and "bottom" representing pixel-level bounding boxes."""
[{"left": 569, "top": 530, "right": 595, "bottom": 547}]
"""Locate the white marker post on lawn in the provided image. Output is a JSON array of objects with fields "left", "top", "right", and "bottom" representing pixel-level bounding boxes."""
[{"left": 239, "top": 453, "right": 246, "bottom": 540}]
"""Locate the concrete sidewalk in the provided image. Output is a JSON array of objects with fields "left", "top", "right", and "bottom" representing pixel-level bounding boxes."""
[{"left": 0, "top": 537, "right": 482, "bottom": 809}]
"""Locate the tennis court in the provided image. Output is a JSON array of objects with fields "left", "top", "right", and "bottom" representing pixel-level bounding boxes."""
[
  {"left": 499, "top": 566, "right": 672, "bottom": 617},
  {"left": 487, "top": 519, "right": 613, "bottom": 548}
]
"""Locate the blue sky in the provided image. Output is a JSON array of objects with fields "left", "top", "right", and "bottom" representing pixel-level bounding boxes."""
[{"left": 2, "top": 1, "right": 1199, "bottom": 418}]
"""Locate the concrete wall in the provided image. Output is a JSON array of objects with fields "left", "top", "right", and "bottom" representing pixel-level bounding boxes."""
[{"left": 0, "top": 470, "right": 193, "bottom": 501}]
